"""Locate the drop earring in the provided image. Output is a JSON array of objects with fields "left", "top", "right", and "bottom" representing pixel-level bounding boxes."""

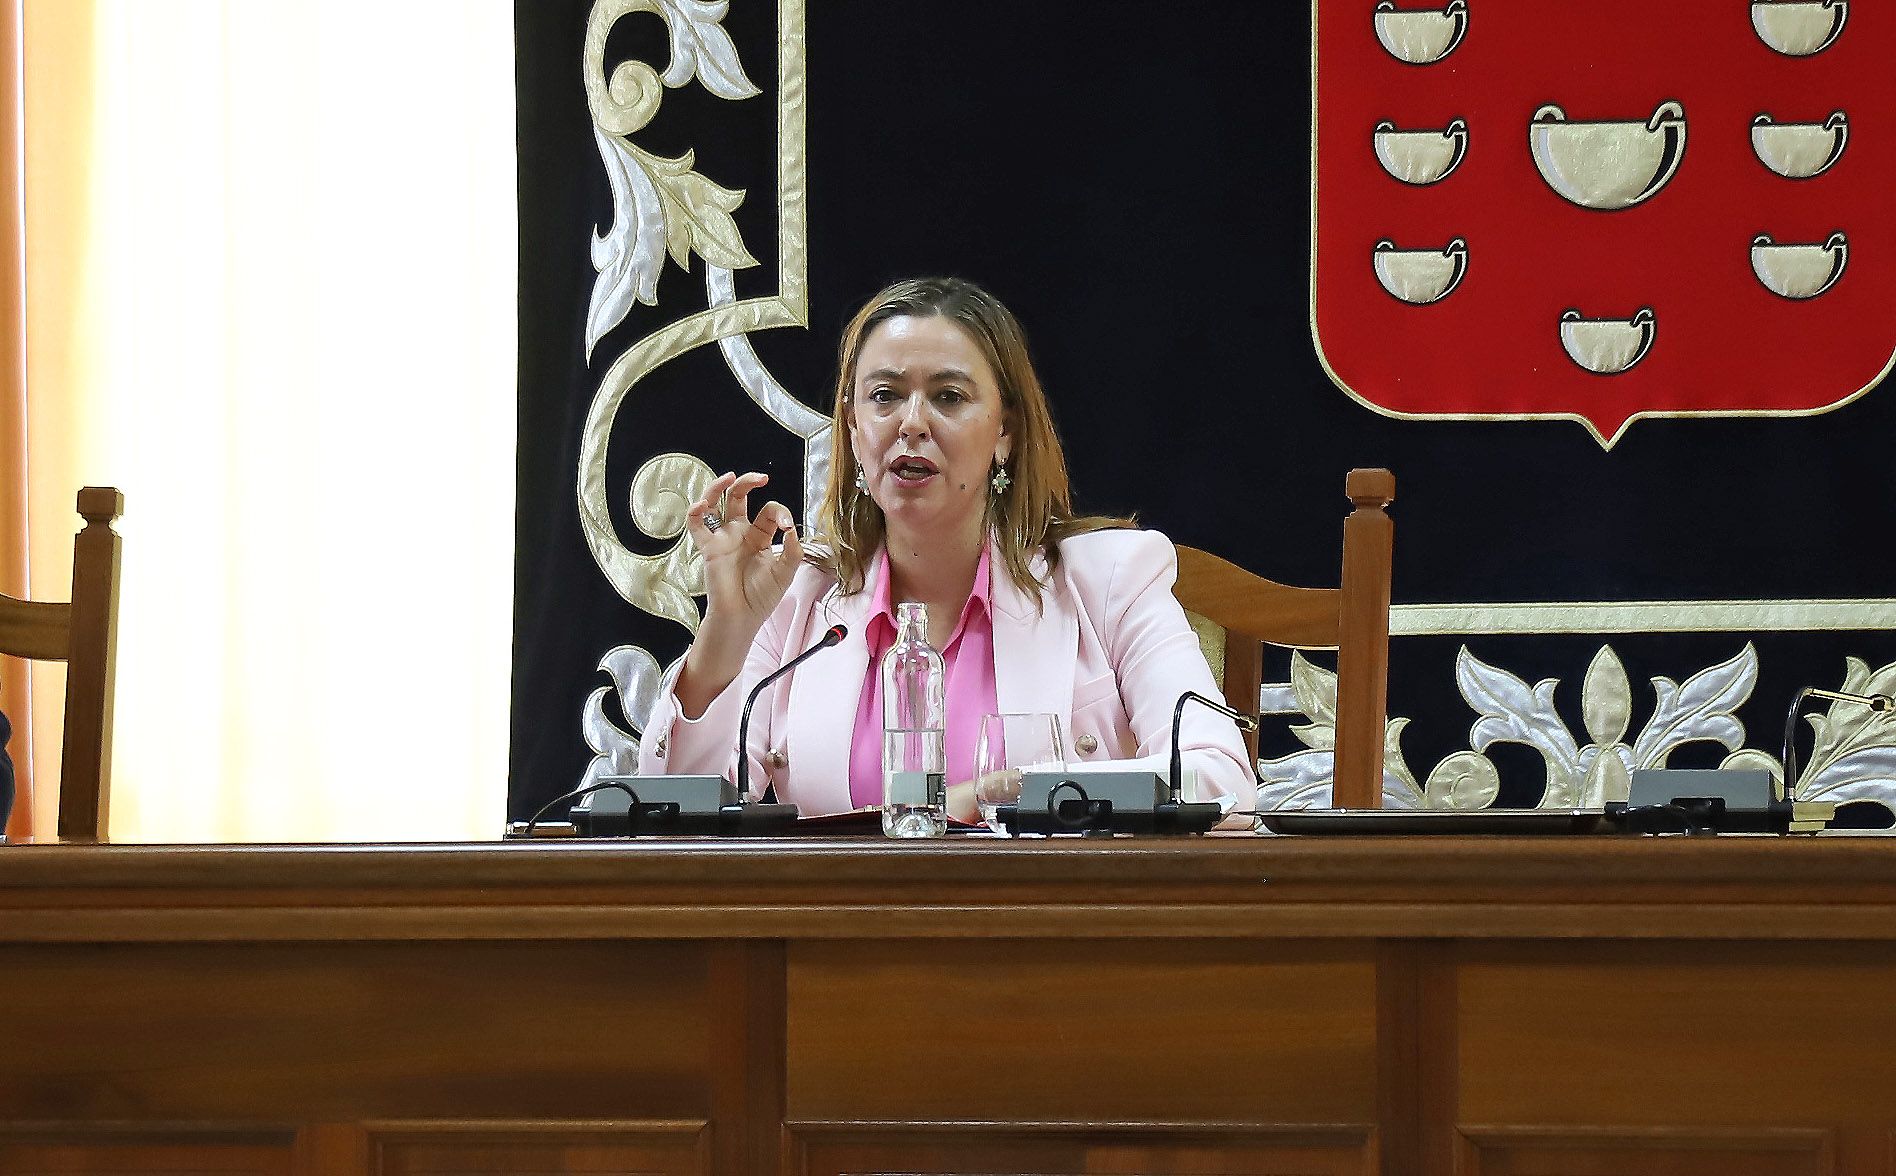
[
  {"left": 854, "top": 465, "right": 867, "bottom": 493},
  {"left": 990, "top": 461, "right": 1011, "bottom": 495}
]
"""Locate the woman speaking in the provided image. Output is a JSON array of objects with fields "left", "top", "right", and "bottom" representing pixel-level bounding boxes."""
[{"left": 638, "top": 277, "right": 1252, "bottom": 822}]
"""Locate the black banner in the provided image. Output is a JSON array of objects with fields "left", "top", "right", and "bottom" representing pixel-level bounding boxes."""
[{"left": 512, "top": 1, "right": 1896, "bottom": 823}]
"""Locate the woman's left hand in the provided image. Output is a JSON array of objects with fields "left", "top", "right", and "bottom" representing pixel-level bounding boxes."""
[
  {"left": 946, "top": 768, "right": 1021, "bottom": 826},
  {"left": 973, "top": 768, "right": 1022, "bottom": 808}
]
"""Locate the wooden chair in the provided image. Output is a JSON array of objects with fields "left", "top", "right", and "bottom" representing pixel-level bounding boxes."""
[
  {"left": 1175, "top": 469, "right": 1394, "bottom": 808},
  {"left": 0, "top": 486, "right": 124, "bottom": 840}
]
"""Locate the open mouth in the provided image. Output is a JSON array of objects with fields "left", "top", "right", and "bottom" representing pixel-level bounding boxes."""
[{"left": 890, "top": 456, "right": 939, "bottom": 483}]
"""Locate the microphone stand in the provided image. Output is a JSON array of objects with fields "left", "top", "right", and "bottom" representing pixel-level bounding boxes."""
[
  {"left": 1161, "top": 690, "right": 1258, "bottom": 833},
  {"left": 999, "top": 689, "right": 1258, "bottom": 836},
  {"left": 1608, "top": 685, "right": 1889, "bottom": 836},
  {"left": 1169, "top": 690, "right": 1260, "bottom": 804},
  {"left": 1781, "top": 686, "right": 1893, "bottom": 802},
  {"left": 509, "top": 624, "right": 848, "bottom": 840},
  {"left": 737, "top": 623, "right": 847, "bottom": 803}
]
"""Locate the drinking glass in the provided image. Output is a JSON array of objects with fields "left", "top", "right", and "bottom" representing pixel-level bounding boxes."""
[{"left": 974, "top": 712, "right": 1067, "bottom": 834}]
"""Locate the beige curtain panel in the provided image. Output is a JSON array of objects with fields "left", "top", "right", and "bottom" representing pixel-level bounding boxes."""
[{"left": 7, "top": 0, "right": 518, "bottom": 842}]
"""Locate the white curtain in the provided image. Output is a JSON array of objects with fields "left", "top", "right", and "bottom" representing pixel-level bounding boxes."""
[{"left": 22, "top": 0, "right": 517, "bottom": 841}]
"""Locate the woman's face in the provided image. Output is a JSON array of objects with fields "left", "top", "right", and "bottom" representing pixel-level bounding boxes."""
[{"left": 848, "top": 313, "right": 1012, "bottom": 546}]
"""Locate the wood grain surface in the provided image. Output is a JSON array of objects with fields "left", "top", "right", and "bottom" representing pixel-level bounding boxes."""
[{"left": 2, "top": 837, "right": 1894, "bottom": 1175}]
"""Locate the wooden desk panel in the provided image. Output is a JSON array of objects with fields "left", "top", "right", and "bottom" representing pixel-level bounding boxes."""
[
  {"left": 1458, "top": 942, "right": 1896, "bottom": 1127},
  {"left": 0, "top": 1129, "right": 298, "bottom": 1175},
  {"left": 788, "top": 1124, "right": 1377, "bottom": 1176},
  {"left": 786, "top": 939, "right": 1376, "bottom": 1123},
  {"left": 1, "top": 837, "right": 1894, "bottom": 1176},
  {"left": 0, "top": 941, "right": 715, "bottom": 1122}
]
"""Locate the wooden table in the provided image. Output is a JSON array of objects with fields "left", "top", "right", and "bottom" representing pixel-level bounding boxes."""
[{"left": 2, "top": 835, "right": 1894, "bottom": 1175}]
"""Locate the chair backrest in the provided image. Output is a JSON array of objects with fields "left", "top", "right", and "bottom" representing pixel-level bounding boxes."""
[
  {"left": 0, "top": 486, "right": 123, "bottom": 840},
  {"left": 1174, "top": 469, "right": 1394, "bottom": 808}
]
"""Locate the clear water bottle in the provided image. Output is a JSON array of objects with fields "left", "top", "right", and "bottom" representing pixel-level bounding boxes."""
[{"left": 882, "top": 601, "right": 947, "bottom": 838}]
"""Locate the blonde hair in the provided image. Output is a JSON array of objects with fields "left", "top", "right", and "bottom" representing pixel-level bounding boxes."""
[{"left": 808, "top": 277, "right": 1131, "bottom": 599}]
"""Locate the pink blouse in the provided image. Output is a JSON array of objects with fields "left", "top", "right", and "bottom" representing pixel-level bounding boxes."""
[{"left": 846, "top": 543, "right": 1000, "bottom": 810}]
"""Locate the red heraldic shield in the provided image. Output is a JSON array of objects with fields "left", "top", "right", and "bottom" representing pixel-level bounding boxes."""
[{"left": 1312, "top": 0, "right": 1896, "bottom": 447}]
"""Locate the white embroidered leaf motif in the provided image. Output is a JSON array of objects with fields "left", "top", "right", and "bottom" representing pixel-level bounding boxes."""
[
  {"left": 1458, "top": 646, "right": 1583, "bottom": 788},
  {"left": 1580, "top": 745, "right": 1633, "bottom": 806},
  {"left": 1804, "top": 743, "right": 1896, "bottom": 796},
  {"left": 1383, "top": 715, "right": 1423, "bottom": 801},
  {"left": 1793, "top": 660, "right": 1896, "bottom": 814},
  {"left": 1379, "top": 770, "right": 1424, "bottom": 809},
  {"left": 1288, "top": 651, "right": 1338, "bottom": 725},
  {"left": 600, "top": 644, "right": 666, "bottom": 735},
  {"left": 643, "top": 147, "right": 759, "bottom": 271},
  {"left": 1840, "top": 655, "right": 1874, "bottom": 695},
  {"left": 1628, "top": 644, "right": 1756, "bottom": 769},
  {"left": 1258, "top": 749, "right": 1335, "bottom": 811},
  {"left": 587, "top": 129, "right": 667, "bottom": 359},
  {"left": 1581, "top": 645, "right": 1631, "bottom": 748},
  {"left": 579, "top": 645, "right": 668, "bottom": 789},
  {"left": 1839, "top": 654, "right": 1896, "bottom": 699},
  {"left": 1287, "top": 651, "right": 1338, "bottom": 749},
  {"left": 586, "top": 137, "right": 758, "bottom": 360},
  {"left": 1721, "top": 748, "right": 1785, "bottom": 791},
  {"left": 1256, "top": 748, "right": 1424, "bottom": 812},
  {"left": 583, "top": 0, "right": 759, "bottom": 356},
  {"left": 1289, "top": 723, "right": 1335, "bottom": 751},
  {"left": 1804, "top": 658, "right": 1896, "bottom": 774},
  {"left": 657, "top": 0, "right": 762, "bottom": 99},
  {"left": 1263, "top": 653, "right": 1423, "bottom": 810},
  {"left": 582, "top": 685, "right": 640, "bottom": 778},
  {"left": 1799, "top": 746, "right": 1896, "bottom": 813}
]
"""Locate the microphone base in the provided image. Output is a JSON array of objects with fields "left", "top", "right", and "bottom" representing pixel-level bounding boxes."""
[
  {"left": 1607, "top": 769, "right": 1799, "bottom": 834},
  {"left": 570, "top": 775, "right": 800, "bottom": 836},
  {"left": 998, "top": 770, "right": 1224, "bottom": 836},
  {"left": 997, "top": 801, "right": 1224, "bottom": 836},
  {"left": 564, "top": 802, "right": 801, "bottom": 837}
]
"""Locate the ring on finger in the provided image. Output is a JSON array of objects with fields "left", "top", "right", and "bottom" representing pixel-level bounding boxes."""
[{"left": 702, "top": 511, "right": 724, "bottom": 532}]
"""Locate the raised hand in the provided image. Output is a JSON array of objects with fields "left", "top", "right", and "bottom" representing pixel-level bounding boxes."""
[
  {"left": 688, "top": 471, "right": 804, "bottom": 633},
  {"left": 675, "top": 472, "right": 805, "bottom": 715}
]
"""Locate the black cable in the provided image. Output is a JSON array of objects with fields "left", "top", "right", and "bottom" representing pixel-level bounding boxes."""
[
  {"left": 1781, "top": 687, "right": 1814, "bottom": 804},
  {"left": 1616, "top": 801, "right": 1720, "bottom": 835},
  {"left": 521, "top": 780, "right": 642, "bottom": 838},
  {"left": 1047, "top": 779, "right": 1094, "bottom": 829}
]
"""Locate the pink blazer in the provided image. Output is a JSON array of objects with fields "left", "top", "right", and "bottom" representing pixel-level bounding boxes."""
[{"left": 638, "top": 529, "right": 1254, "bottom": 814}]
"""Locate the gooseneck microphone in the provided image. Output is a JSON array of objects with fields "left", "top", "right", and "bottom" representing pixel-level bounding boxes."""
[
  {"left": 1781, "top": 686, "right": 1894, "bottom": 802},
  {"left": 1804, "top": 688, "right": 1893, "bottom": 712},
  {"left": 996, "top": 689, "right": 1247, "bottom": 836},
  {"left": 737, "top": 623, "right": 848, "bottom": 802},
  {"left": 513, "top": 624, "right": 849, "bottom": 839},
  {"left": 1169, "top": 690, "right": 1260, "bottom": 805}
]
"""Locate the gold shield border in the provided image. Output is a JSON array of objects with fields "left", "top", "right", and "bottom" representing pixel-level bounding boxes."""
[
  {"left": 1305, "top": 0, "right": 1896, "bottom": 454},
  {"left": 1308, "top": 0, "right": 1896, "bottom": 636}
]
